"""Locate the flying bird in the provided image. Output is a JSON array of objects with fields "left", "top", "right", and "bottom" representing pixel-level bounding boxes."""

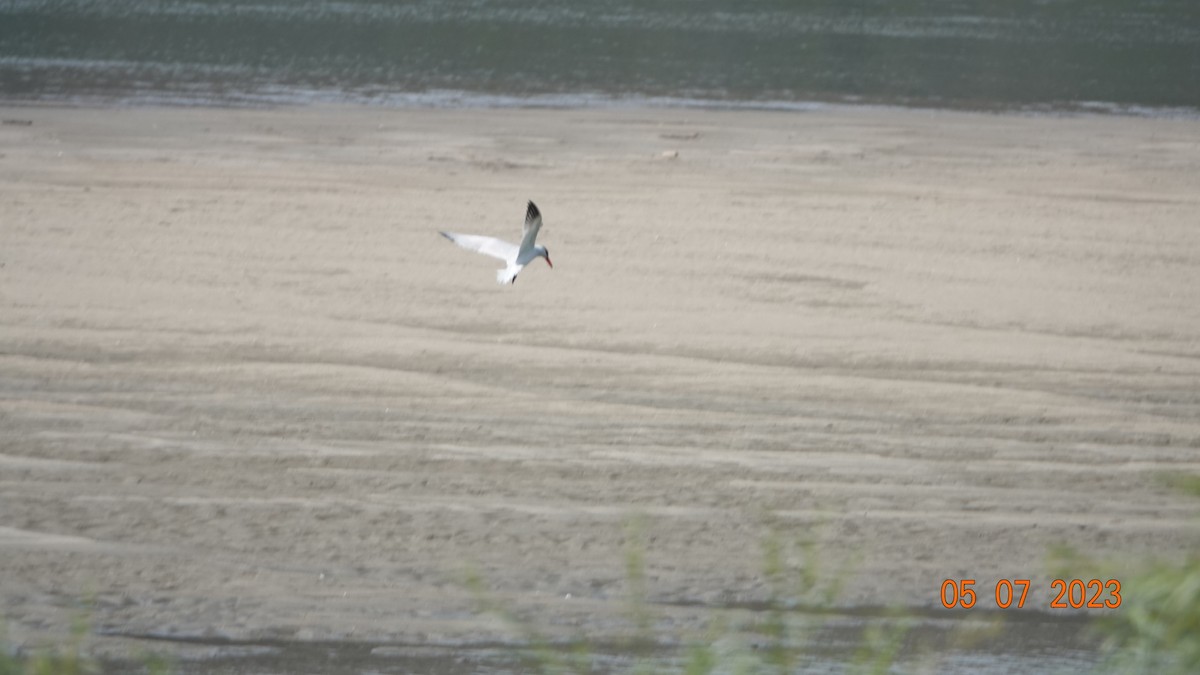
[{"left": 440, "top": 201, "right": 553, "bottom": 284}]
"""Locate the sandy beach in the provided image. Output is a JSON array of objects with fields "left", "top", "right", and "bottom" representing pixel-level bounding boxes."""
[{"left": 2, "top": 103, "right": 1199, "bottom": 669}]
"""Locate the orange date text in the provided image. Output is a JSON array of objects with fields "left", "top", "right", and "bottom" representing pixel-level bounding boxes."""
[{"left": 939, "top": 578, "right": 1121, "bottom": 609}]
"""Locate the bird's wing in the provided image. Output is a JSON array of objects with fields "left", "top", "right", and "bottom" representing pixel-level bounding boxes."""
[
  {"left": 517, "top": 201, "right": 543, "bottom": 257},
  {"left": 440, "top": 231, "right": 519, "bottom": 262}
]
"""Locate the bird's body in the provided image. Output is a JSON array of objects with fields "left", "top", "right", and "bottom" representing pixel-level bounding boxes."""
[{"left": 440, "top": 201, "right": 553, "bottom": 284}]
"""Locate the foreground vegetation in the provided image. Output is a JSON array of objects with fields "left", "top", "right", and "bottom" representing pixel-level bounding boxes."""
[
  {"left": 0, "top": 612, "right": 94, "bottom": 675},
  {"left": 6, "top": 478, "right": 1198, "bottom": 674},
  {"left": 468, "top": 518, "right": 997, "bottom": 675},
  {"left": 1065, "top": 475, "right": 1200, "bottom": 675},
  {"left": 470, "top": 484, "right": 1200, "bottom": 675}
]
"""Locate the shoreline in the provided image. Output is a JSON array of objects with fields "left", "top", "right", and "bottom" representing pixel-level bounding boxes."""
[{"left": 4, "top": 89, "right": 1200, "bottom": 121}]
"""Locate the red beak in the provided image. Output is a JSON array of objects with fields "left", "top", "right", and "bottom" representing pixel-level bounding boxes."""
[{"left": 545, "top": 256, "right": 553, "bottom": 269}]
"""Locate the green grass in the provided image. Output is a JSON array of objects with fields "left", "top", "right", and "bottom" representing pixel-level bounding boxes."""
[
  {"left": 467, "top": 517, "right": 914, "bottom": 675},
  {"left": 9, "top": 476, "right": 1198, "bottom": 674},
  {"left": 0, "top": 612, "right": 95, "bottom": 675},
  {"left": 0, "top": 611, "right": 169, "bottom": 675},
  {"left": 469, "top": 485, "right": 1200, "bottom": 675},
  {"left": 1053, "top": 474, "right": 1200, "bottom": 675}
]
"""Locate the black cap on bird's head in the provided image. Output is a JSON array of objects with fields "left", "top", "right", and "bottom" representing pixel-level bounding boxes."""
[{"left": 542, "top": 246, "right": 553, "bottom": 268}]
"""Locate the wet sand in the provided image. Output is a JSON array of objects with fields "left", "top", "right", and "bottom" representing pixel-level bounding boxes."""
[{"left": 1, "top": 104, "right": 1199, "bottom": 669}]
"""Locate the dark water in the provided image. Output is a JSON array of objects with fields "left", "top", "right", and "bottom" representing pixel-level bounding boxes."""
[
  {"left": 103, "top": 612, "right": 1105, "bottom": 675},
  {"left": 2, "top": 0, "right": 1199, "bottom": 113}
]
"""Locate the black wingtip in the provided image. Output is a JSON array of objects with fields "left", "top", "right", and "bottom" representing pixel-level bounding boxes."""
[
  {"left": 438, "top": 231, "right": 453, "bottom": 241},
  {"left": 525, "top": 200, "right": 540, "bottom": 222}
]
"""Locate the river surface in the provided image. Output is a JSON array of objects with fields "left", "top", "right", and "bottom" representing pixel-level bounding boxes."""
[{"left": 2, "top": 0, "right": 1199, "bottom": 113}]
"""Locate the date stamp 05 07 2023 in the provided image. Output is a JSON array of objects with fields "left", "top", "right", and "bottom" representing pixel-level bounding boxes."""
[{"left": 940, "top": 579, "right": 1122, "bottom": 610}]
